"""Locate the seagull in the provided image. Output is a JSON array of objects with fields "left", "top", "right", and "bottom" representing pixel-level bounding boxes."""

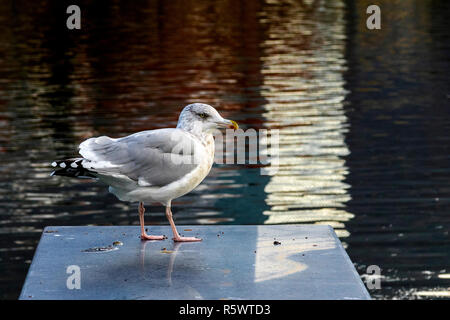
[{"left": 51, "top": 103, "right": 238, "bottom": 242}]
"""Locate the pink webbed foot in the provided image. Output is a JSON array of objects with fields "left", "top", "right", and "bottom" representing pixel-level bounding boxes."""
[
  {"left": 164, "top": 205, "right": 202, "bottom": 242},
  {"left": 140, "top": 233, "right": 167, "bottom": 241},
  {"left": 173, "top": 236, "right": 202, "bottom": 242}
]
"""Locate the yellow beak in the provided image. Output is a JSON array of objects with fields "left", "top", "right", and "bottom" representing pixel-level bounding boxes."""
[{"left": 229, "top": 120, "right": 239, "bottom": 130}]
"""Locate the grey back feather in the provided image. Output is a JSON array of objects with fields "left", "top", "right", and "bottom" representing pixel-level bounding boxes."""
[{"left": 79, "top": 128, "right": 201, "bottom": 187}]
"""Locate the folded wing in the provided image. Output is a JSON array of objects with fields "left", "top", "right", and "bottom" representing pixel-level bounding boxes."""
[{"left": 79, "top": 128, "right": 201, "bottom": 187}]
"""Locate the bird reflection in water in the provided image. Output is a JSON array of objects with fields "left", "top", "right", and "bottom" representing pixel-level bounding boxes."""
[
  {"left": 139, "top": 240, "right": 184, "bottom": 286},
  {"left": 138, "top": 240, "right": 204, "bottom": 299}
]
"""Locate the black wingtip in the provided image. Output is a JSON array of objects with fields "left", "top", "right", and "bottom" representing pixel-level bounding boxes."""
[{"left": 50, "top": 158, "right": 97, "bottom": 179}]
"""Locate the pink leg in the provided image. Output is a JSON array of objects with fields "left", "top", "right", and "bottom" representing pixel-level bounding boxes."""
[
  {"left": 165, "top": 205, "right": 201, "bottom": 242},
  {"left": 139, "top": 202, "right": 166, "bottom": 241}
]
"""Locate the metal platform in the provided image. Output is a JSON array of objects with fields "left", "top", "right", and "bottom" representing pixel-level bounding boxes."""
[{"left": 20, "top": 225, "right": 370, "bottom": 300}]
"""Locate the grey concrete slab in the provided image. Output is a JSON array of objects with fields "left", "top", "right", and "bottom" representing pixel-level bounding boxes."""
[{"left": 20, "top": 225, "right": 370, "bottom": 300}]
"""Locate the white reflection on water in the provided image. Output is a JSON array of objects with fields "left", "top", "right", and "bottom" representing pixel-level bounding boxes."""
[
  {"left": 254, "top": 226, "right": 336, "bottom": 283},
  {"left": 414, "top": 290, "right": 450, "bottom": 298},
  {"left": 257, "top": 0, "right": 353, "bottom": 237}
]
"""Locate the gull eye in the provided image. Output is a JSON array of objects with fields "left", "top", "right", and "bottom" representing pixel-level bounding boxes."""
[{"left": 198, "top": 113, "right": 209, "bottom": 119}]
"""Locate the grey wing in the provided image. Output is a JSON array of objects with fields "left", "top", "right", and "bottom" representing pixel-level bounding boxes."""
[{"left": 79, "top": 128, "right": 201, "bottom": 187}]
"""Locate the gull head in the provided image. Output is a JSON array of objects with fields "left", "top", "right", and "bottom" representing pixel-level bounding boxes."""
[{"left": 177, "top": 103, "right": 238, "bottom": 134}]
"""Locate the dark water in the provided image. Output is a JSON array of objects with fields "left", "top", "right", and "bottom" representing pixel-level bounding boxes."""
[{"left": 0, "top": 0, "right": 449, "bottom": 299}]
